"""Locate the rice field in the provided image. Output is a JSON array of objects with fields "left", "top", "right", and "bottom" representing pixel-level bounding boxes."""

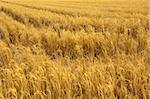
[{"left": 0, "top": 0, "right": 150, "bottom": 98}]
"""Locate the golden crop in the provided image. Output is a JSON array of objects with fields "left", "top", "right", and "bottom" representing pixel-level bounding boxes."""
[{"left": 0, "top": 0, "right": 149, "bottom": 98}]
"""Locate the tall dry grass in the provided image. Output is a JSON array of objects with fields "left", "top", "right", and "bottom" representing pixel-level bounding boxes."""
[{"left": 0, "top": 0, "right": 149, "bottom": 98}]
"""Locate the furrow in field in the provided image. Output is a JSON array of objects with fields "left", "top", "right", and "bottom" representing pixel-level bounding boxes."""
[
  {"left": 0, "top": 6, "right": 38, "bottom": 27},
  {"left": 0, "top": 12, "right": 41, "bottom": 47},
  {"left": 0, "top": 11, "right": 148, "bottom": 60},
  {"left": 0, "top": 1, "right": 81, "bottom": 17},
  {"left": 0, "top": 2, "right": 108, "bottom": 33},
  {"left": 5, "top": 0, "right": 148, "bottom": 11},
  {"left": 0, "top": 1, "right": 149, "bottom": 34},
  {"left": 1, "top": 0, "right": 148, "bottom": 18}
]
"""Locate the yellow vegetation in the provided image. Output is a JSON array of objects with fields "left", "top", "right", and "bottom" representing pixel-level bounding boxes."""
[{"left": 0, "top": 0, "right": 149, "bottom": 98}]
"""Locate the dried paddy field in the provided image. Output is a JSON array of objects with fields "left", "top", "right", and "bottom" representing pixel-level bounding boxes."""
[{"left": 0, "top": 0, "right": 150, "bottom": 98}]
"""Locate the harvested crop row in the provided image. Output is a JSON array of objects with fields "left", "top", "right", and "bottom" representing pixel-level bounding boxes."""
[
  {"left": 0, "top": 2, "right": 149, "bottom": 34},
  {"left": 0, "top": 12, "right": 149, "bottom": 59},
  {"left": 4, "top": 0, "right": 148, "bottom": 16}
]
